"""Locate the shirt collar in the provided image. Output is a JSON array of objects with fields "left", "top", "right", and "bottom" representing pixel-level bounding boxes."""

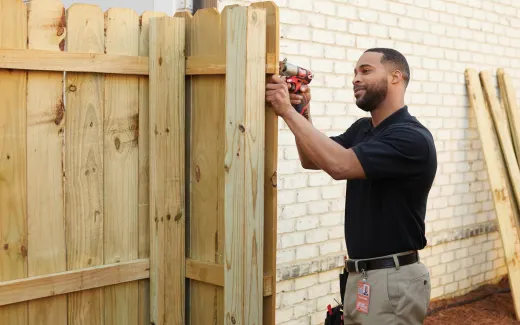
[{"left": 364, "top": 106, "right": 409, "bottom": 135}]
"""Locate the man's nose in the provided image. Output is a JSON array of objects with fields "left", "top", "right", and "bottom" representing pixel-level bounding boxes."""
[{"left": 352, "top": 75, "right": 360, "bottom": 85}]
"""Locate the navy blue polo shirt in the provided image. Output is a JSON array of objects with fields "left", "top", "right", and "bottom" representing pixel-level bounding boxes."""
[{"left": 330, "top": 106, "right": 437, "bottom": 259}]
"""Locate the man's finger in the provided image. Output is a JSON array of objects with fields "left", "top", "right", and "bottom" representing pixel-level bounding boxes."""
[
  {"left": 266, "top": 83, "right": 286, "bottom": 90},
  {"left": 270, "top": 75, "right": 285, "bottom": 84}
]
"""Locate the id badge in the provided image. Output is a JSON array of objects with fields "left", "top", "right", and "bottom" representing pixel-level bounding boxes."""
[{"left": 356, "top": 280, "right": 370, "bottom": 314}]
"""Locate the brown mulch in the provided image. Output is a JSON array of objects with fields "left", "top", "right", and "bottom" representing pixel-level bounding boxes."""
[{"left": 425, "top": 276, "right": 519, "bottom": 325}]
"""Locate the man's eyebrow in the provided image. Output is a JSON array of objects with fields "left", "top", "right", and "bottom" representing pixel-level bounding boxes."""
[{"left": 354, "top": 64, "right": 374, "bottom": 73}]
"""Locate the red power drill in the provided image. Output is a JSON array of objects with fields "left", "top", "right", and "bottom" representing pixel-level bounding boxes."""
[{"left": 279, "top": 58, "right": 313, "bottom": 119}]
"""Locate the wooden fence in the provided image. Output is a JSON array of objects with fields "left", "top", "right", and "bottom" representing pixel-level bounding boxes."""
[{"left": 0, "top": 0, "right": 279, "bottom": 324}]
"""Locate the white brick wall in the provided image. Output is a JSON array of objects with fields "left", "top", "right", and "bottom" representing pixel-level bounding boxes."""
[{"left": 217, "top": 0, "right": 520, "bottom": 324}]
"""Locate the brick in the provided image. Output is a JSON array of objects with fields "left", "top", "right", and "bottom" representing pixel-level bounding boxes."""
[{"left": 296, "top": 244, "right": 319, "bottom": 260}]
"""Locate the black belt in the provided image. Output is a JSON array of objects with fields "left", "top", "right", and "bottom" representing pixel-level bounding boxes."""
[{"left": 345, "top": 251, "right": 418, "bottom": 273}]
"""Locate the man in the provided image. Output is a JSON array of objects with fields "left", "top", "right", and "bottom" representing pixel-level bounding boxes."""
[{"left": 266, "top": 48, "right": 437, "bottom": 324}]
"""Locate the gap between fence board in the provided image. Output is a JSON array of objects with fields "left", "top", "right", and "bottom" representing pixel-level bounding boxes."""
[
  {"left": 0, "top": 259, "right": 150, "bottom": 307},
  {"left": 0, "top": 49, "right": 277, "bottom": 75}
]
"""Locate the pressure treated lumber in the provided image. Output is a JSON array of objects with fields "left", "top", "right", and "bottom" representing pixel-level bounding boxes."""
[
  {"left": 465, "top": 68, "right": 520, "bottom": 320},
  {"left": 250, "top": 2, "right": 280, "bottom": 324},
  {"left": 64, "top": 5, "right": 105, "bottom": 324},
  {"left": 480, "top": 71, "right": 520, "bottom": 221},
  {"left": 184, "top": 7, "right": 225, "bottom": 325},
  {"left": 0, "top": 259, "right": 149, "bottom": 307},
  {"left": 103, "top": 8, "right": 140, "bottom": 325},
  {"left": 498, "top": 68, "right": 520, "bottom": 165},
  {"left": 0, "top": 0, "right": 28, "bottom": 324},
  {"left": 0, "top": 49, "right": 277, "bottom": 75},
  {"left": 25, "top": 0, "right": 67, "bottom": 324},
  {"left": 224, "top": 6, "right": 266, "bottom": 325},
  {"left": 185, "top": 260, "right": 273, "bottom": 296},
  {"left": 148, "top": 15, "right": 186, "bottom": 325},
  {"left": 138, "top": 10, "right": 166, "bottom": 325}
]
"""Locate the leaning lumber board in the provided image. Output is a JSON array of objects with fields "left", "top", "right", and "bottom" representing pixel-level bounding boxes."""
[
  {"left": 480, "top": 71, "right": 520, "bottom": 223},
  {"left": 149, "top": 16, "right": 186, "bottom": 325},
  {"left": 465, "top": 68, "right": 520, "bottom": 320},
  {"left": 137, "top": 10, "right": 166, "bottom": 325},
  {"left": 498, "top": 68, "right": 520, "bottom": 165},
  {"left": 0, "top": 0, "right": 28, "bottom": 323},
  {"left": 25, "top": 0, "right": 67, "bottom": 324},
  {"left": 0, "top": 259, "right": 149, "bottom": 307},
  {"left": 250, "top": 2, "right": 280, "bottom": 324},
  {"left": 224, "top": 6, "right": 266, "bottom": 325},
  {"left": 64, "top": 4, "right": 105, "bottom": 324},
  {"left": 103, "top": 8, "right": 140, "bottom": 325}
]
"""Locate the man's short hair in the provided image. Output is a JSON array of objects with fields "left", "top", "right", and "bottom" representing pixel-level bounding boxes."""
[{"left": 364, "top": 48, "right": 410, "bottom": 87}]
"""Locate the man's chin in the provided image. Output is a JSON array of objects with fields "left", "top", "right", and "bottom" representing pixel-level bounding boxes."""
[{"left": 356, "top": 100, "right": 374, "bottom": 112}]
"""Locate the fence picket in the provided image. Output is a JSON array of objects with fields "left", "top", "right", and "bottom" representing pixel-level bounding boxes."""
[
  {"left": 103, "top": 7, "right": 140, "bottom": 325},
  {"left": 138, "top": 10, "right": 166, "bottom": 325},
  {"left": 0, "top": 0, "right": 28, "bottom": 323},
  {"left": 187, "top": 7, "right": 225, "bottom": 325},
  {"left": 64, "top": 4, "right": 105, "bottom": 324},
  {"left": 26, "top": 0, "right": 67, "bottom": 324}
]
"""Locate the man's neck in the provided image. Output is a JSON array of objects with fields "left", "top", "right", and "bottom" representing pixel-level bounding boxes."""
[{"left": 369, "top": 97, "right": 405, "bottom": 127}]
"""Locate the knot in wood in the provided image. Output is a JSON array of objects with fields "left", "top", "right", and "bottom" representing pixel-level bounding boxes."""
[{"left": 69, "top": 84, "right": 77, "bottom": 92}]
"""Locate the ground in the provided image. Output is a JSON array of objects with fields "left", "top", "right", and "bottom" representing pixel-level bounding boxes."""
[{"left": 425, "top": 276, "right": 519, "bottom": 325}]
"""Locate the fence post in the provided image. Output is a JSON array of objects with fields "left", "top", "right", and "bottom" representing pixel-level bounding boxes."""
[
  {"left": 148, "top": 15, "right": 186, "bottom": 325},
  {"left": 224, "top": 5, "right": 267, "bottom": 325}
]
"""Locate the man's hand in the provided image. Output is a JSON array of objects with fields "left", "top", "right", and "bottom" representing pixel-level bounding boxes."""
[{"left": 265, "top": 75, "right": 293, "bottom": 118}]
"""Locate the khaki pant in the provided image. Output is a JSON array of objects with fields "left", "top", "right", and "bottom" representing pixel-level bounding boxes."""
[{"left": 343, "top": 261, "right": 431, "bottom": 325}]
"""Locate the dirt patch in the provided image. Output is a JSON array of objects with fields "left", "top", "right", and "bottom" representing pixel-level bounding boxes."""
[{"left": 425, "top": 276, "right": 519, "bottom": 325}]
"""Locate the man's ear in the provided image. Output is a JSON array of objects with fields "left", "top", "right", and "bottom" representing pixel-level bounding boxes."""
[{"left": 391, "top": 70, "right": 402, "bottom": 84}]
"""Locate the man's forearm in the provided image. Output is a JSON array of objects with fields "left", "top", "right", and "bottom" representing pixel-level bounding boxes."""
[
  {"left": 282, "top": 108, "right": 354, "bottom": 178},
  {"left": 295, "top": 113, "right": 319, "bottom": 169}
]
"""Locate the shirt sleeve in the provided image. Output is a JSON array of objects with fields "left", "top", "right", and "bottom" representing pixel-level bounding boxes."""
[
  {"left": 330, "top": 118, "right": 366, "bottom": 149},
  {"left": 351, "top": 125, "right": 431, "bottom": 179}
]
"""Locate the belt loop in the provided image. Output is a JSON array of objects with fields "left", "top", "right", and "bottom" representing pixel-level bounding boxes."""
[
  {"left": 355, "top": 260, "right": 359, "bottom": 273},
  {"left": 392, "top": 254, "right": 400, "bottom": 270}
]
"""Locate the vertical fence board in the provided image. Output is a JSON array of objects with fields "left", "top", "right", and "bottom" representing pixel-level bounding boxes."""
[
  {"left": 187, "top": 8, "right": 225, "bottom": 325},
  {"left": 26, "top": 0, "right": 67, "bottom": 324},
  {"left": 250, "top": 3, "right": 279, "bottom": 324},
  {"left": 65, "top": 4, "right": 105, "bottom": 324},
  {"left": 224, "top": 6, "right": 266, "bottom": 325},
  {"left": 138, "top": 10, "right": 166, "bottom": 325},
  {"left": 149, "top": 15, "right": 185, "bottom": 325},
  {"left": 0, "top": 0, "right": 28, "bottom": 323},
  {"left": 103, "top": 7, "right": 140, "bottom": 325}
]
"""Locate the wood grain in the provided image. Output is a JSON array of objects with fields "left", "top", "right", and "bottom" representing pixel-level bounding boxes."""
[
  {"left": 64, "top": 4, "right": 105, "bottom": 325},
  {"left": 224, "top": 6, "right": 266, "bottom": 325},
  {"left": 187, "top": 7, "right": 225, "bottom": 325},
  {"left": 149, "top": 15, "right": 186, "bottom": 325},
  {"left": 0, "top": 259, "right": 149, "bottom": 307},
  {"left": 26, "top": 0, "right": 67, "bottom": 324},
  {"left": 480, "top": 71, "right": 520, "bottom": 224},
  {"left": 465, "top": 68, "right": 520, "bottom": 320},
  {"left": 498, "top": 68, "right": 520, "bottom": 166},
  {"left": 250, "top": 2, "right": 280, "bottom": 324},
  {"left": 0, "top": 0, "right": 28, "bottom": 323},
  {"left": 103, "top": 7, "right": 140, "bottom": 325},
  {"left": 138, "top": 10, "right": 166, "bottom": 325},
  {"left": 0, "top": 49, "right": 277, "bottom": 75}
]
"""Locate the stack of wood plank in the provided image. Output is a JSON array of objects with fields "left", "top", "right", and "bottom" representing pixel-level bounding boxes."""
[{"left": 465, "top": 68, "right": 520, "bottom": 320}]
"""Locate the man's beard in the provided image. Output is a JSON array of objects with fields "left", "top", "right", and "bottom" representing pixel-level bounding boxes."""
[{"left": 355, "top": 78, "right": 388, "bottom": 112}]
